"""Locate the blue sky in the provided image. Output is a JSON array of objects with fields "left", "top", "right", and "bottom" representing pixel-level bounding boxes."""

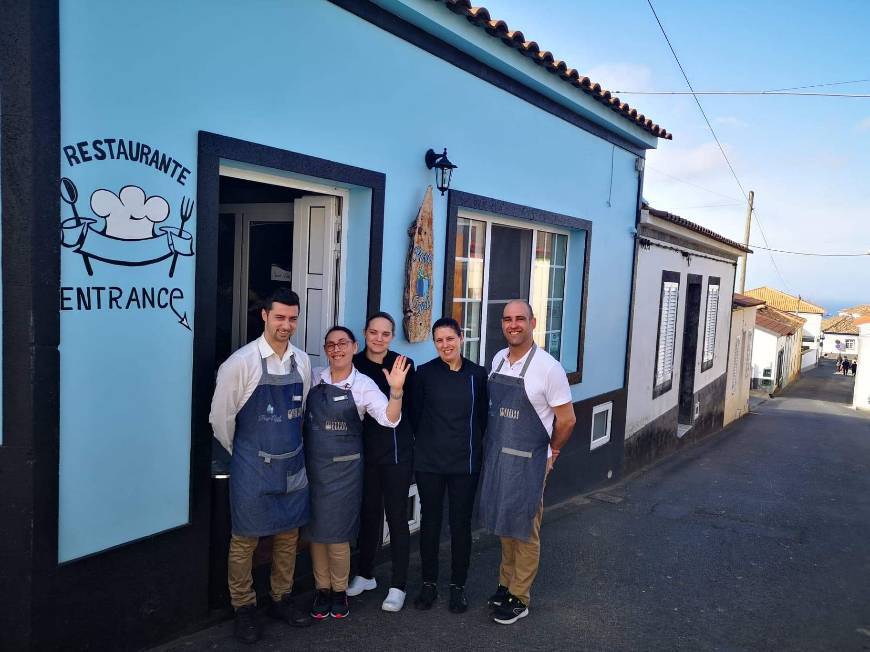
[{"left": 490, "top": 0, "right": 870, "bottom": 312}]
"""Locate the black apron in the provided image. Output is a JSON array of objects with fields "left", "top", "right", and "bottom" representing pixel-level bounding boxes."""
[
  {"left": 303, "top": 377, "right": 364, "bottom": 543},
  {"left": 229, "top": 356, "right": 309, "bottom": 537},
  {"left": 479, "top": 345, "right": 550, "bottom": 542}
]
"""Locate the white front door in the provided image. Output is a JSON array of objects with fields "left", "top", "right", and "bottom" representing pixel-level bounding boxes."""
[{"left": 292, "top": 195, "right": 341, "bottom": 369}]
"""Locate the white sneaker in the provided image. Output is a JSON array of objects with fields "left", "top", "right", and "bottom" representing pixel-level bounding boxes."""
[
  {"left": 381, "top": 587, "right": 406, "bottom": 612},
  {"left": 346, "top": 575, "right": 377, "bottom": 597}
]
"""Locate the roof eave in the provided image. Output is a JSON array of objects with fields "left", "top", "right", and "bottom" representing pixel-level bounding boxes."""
[{"left": 371, "top": 0, "right": 667, "bottom": 148}]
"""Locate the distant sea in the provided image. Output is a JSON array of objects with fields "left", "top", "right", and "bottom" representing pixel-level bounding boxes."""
[{"left": 813, "top": 298, "right": 865, "bottom": 316}]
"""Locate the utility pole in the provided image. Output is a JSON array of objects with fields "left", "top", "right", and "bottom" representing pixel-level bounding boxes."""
[{"left": 738, "top": 190, "right": 754, "bottom": 293}]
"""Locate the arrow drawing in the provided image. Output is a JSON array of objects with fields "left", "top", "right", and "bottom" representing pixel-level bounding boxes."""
[{"left": 169, "top": 292, "right": 191, "bottom": 331}]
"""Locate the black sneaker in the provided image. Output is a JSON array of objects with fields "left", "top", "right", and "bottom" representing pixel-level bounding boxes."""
[
  {"left": 493, "top": 594, "right": 529, "bottom": 625},
  {"left": 233, "top": 604, "right": 261, "bottom": 644},
  {"left": 448, "top": 584, "right": 468, "bottom": 614},
  {"left": 268, "top": 594, "right": 312, "bottom": 627},
  {"left": 311, "top": 589, "right": 331, "bottom": 621},
  {"left": 413, "top": 582, "right": 438, "bottom": 610},
  {"left": 487, "top": 584, "right": 509, "bottom": 609},
  {"left": 330, "top": 590, "right": 349, "bottom": 619}
]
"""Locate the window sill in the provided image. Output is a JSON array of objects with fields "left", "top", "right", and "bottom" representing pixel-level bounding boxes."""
[{"left": 652, "top": 381, "right": 672, "bottom": 399}]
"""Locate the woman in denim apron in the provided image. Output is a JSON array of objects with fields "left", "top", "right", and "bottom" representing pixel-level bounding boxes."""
[{"left": 304, "top": 326, "right": 410, "bottom": 620}]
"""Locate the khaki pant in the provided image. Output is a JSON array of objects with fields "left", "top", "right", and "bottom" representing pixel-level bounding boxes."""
[
  {"left": 228, "top": 530, "right": 299, "bottom": 609},
  {"left": 498, "top": 495, "right": 544, "bottom": 606},
  {"left": 309, "top": 542, "right": 350, "bottom": 591}
]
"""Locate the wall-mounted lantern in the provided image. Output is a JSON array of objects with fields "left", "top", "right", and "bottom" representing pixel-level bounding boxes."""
[{"left": 425, "top": 148, "right": 457, "bottom": 196}]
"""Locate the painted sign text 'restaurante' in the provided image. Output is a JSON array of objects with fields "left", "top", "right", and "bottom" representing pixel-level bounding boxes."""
[{"left": 62, "top": 138, "right": 192, "bottom": 186}]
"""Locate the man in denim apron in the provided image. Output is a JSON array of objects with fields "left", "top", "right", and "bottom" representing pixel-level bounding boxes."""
[
  {"left": 210, "top": 289, "right": 313, "bottom": 643},
  {"left": 480, "top": 300, "right": 576, "bottom": 625}
]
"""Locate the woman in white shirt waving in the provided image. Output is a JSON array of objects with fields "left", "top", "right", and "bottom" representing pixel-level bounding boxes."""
[{"left": 304, "top": 326, "right": 409, "bottom": 621}]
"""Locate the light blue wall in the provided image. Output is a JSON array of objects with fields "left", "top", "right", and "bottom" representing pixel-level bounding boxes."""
[{"left": 59, "top": 0, "right": 642, "bottom": 560}]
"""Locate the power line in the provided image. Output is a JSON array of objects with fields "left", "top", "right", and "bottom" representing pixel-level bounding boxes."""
[
  {"left": 750, "top": 210, "right": 791, "bottom": 293},
  {"left": 645, "top": 0, "right": 791, "bottom": 292},
  {"left": 645, "top": 165, "right": 744, "bottom": 203},
  {"left": 666, "top": 202, "right": 745, "bottom": 209},
  {"left": 612, "top": 91, "right": 870, "bottom": 97},
  {"left": 766, "top": 77, "right": 870, "bottom": 92},
  {"left": 748, "top": 244, "right": 870, "bottom": 257},
  {"left": 614, "top": 77, "right": 870, "bottom": 95}
]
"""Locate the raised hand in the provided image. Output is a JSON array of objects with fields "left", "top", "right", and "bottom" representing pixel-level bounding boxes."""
[{"left": 383, "top": 355, "right": 410, "bottom": 392}]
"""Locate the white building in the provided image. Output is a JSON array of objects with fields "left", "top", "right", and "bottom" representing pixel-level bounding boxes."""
[
  {"left": 821, "top": 314, "right": 859, "bottom": 359},
  {"left": 853, "top": 316, "right": 870, "bottom": 411},
  {"left": 744, "top": 287, "right": 824, "bottom": 365},
  {"left": 751, "top": 305, "right": 805, "bottom": 393},
  {"left": 625, "top": 205, "right": 750, "bottom": 470},
  {"left": 724, "top": 294, "right": 764, "bottom": 426}
]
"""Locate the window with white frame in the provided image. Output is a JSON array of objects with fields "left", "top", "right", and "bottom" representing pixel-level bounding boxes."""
[
  {"left": 654, "top": 271, "right": 680, "bottom": 397},
  {"left": 701, "top": 277, "right": 720, "bottom": 371},
  {"left": 845, "top": 339, "right": 855, "bottom": 350},
  {"left": 452, "top": 214, "right": 569, "bottom": 368},
  {"left": 590, "top": 401, "right": 612, "bottom": 450}
]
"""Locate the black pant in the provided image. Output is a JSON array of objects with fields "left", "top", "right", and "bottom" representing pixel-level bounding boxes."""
[
  {"left": 415, "top": 471, "right": 479, "bottom": 587},
  {"left": 357, "top": 461, "right": 413, "bottom": 590}
]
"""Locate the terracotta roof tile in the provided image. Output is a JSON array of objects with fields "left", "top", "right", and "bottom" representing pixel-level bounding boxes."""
[
  {"left": 642, "top": 204, "right": 752, "bottom": 253},
  {"left": 839, "top": 304, "right": 870, "bottom": 317},
  {"left": 438, "top": 0, "right": 672, "bottom": 140},
  {"left": 744, "top": 287, "right": 825, "bottom": 314},
  {"left": 756, "top": 305, "right": 805, "bottom": 336},
  {"left": 822, "top": 314, "right": 859, "bottom": 335},
  {"left": 733, "top": 293, "right": 765, "bottom": 308}
]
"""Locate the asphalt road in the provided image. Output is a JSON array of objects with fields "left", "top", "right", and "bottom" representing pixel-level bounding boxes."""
[{"left": 157, "top": 360, "right": 870, "bottom": 651}]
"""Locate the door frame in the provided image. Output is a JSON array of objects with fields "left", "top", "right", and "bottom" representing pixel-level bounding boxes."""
[
  {"left": 678, "top": 274, "right": 703, "bottom": 424},
  {"left": 218, "top": 202, "right": 295, "bottom": 349}
]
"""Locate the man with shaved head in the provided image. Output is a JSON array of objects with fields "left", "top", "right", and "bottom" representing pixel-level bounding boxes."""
[{"left": 480, "top": 299, "right": 576, "bottom": 625}]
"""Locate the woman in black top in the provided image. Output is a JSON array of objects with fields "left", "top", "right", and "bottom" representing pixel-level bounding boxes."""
[
  {"left": 348, "top": 312, "right": 415, "bottom": 612},
  {"left": 412, "top": 317, "right": 488, "bottom": 614}
]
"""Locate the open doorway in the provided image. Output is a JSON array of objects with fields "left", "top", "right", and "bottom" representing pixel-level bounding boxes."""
[
  {"left": 678, "top": 274, "right": 702, "bottom": 432},
  {"left": 209, "top": 171, "right": 345, "bottom": 607}
]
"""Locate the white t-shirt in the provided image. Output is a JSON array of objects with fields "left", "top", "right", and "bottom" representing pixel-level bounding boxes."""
[{"left": 490, "top": 345, "right": 573, "bottom": 448}]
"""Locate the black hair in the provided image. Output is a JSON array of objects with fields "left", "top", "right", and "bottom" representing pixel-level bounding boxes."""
[
  {"left": 364, "top": 311, "right": 396, "bottom": 333},
  {"left": 432, "top": 317, "right": 462, "bottom": 338},
  {"left": 324, "top": 325, "right": 356, "bottom": 343},
  {"left": 264, "top": 287, "right": 300, "bottom": 312}
]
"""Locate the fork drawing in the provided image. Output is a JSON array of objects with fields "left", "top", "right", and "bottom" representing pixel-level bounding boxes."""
[{"left": 169, "top": 196, "right": 194, "bottom": 278}]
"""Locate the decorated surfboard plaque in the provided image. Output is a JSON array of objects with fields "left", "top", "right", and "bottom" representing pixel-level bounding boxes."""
[{"left": 403, "top": 186, "right": 434, "bottom": 342}]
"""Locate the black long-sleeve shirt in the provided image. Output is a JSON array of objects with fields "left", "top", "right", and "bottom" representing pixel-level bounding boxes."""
[
  {"left": 353, "top": 350, "right": 415, "bottom": 465},
  {"left": 412, "top": 356, "right": 488, "bottom": 475}
]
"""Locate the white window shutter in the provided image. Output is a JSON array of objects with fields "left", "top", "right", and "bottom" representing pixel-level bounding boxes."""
[
  {"left": 656, "top": 281, "right": 679, "bottom": 387},
  {"left": 702, "top": 284, "right": 719, "bottom": 365}
]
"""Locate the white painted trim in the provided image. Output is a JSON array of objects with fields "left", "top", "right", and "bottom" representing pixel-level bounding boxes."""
[
  {"left": 219, "top": 161, "right": 349, "bottom": 198},
  {"left": 217, "top": 164, "right": 350, "bottom": 352},
  {"left": 455, "top": 209, "right": 571, "bottom": 364},
  {"left": 590, "top": 400, "right": 613, "bottom": 450}
]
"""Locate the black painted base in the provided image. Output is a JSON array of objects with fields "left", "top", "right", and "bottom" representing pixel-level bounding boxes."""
[{"left": 624, "top": 373, "right": 726, "bottom": 475}]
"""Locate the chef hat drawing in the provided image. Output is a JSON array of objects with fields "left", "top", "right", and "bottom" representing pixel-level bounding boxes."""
[{"left": 91, "top": 185, "right": 170, "bottom": 240}]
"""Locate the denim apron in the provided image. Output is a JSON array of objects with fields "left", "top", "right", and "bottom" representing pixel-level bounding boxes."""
[
  {"left": 479, "top": 345, "right": 549, "bottom": 542},
  {"left": 303, "top": 376, "right": 364, "bottom": 544},
  {"left": 230, "top": 355, "right": 309, "bottom": 537}
]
